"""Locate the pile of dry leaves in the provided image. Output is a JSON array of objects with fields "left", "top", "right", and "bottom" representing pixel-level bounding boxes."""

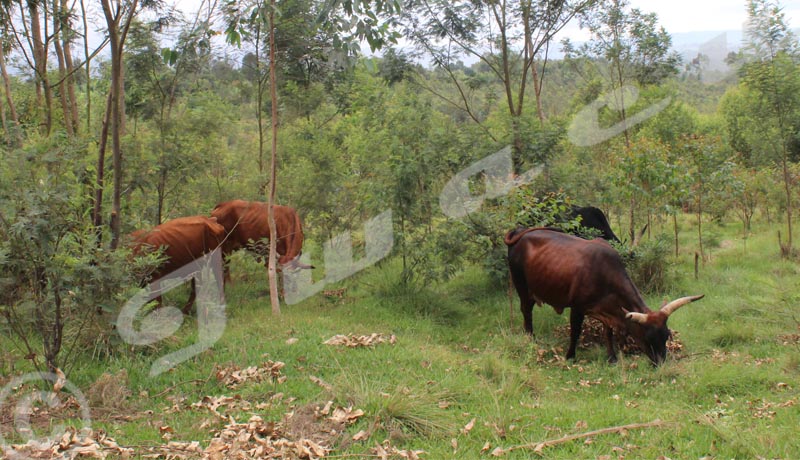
[
  {"left": 554, "top": 318, "right": 684, "bottom": 356},
  {"left": 1, "top": 429, "right": 132, "bottom": 459},
  {"left": 215, "top": 361, "right": 286, "bottom": 388},
  {"left": 323, "top": 333, "right": 396, "bottom": 348}
]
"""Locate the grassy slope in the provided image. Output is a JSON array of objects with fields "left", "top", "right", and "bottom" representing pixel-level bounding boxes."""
[{"left": 3, "top": 217, "right": 800, "bottom": 459}]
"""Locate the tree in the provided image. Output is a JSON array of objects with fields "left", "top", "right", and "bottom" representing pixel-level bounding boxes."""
[
  {"left": 737, "top": 0, "right": 800, "bottom": 256},
  {"left": 226, "top": 0, "right": 400, "bottom": 314},
  {"left": 563, "top": 0, "right": 680, "bottom": 241},
  {"left": 404, "top": 0, "right": 597, "bottom": 174},
  {"left": 681, "top": 135, "right": 735, "bottom": 262},
  {"left": 0, "top": 15, "right": 21, "bottom": 146}
]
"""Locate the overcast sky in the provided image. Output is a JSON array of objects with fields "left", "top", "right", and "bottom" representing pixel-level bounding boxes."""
[{"left": 555, "top": 0, "right": 800, "bottom": 41}]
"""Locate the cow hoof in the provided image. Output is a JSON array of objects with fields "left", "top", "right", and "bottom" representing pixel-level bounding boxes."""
[{"left": 607, "top": 356, "right": 618, "bottom": 364}]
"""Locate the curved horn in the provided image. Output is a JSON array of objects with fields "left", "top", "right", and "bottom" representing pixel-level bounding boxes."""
[
  {"left": 625, "top": 311, "right": 649, "bottom": 324},
  {"left": 660, "top": 294, "right": 704, "bottom": 317}
]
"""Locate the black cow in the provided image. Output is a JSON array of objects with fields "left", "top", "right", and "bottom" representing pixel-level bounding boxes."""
[{"left": 567, "top": 205, "right": 620, "bottom": 243}]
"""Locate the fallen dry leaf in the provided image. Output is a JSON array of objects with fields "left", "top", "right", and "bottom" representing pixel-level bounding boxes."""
[
  {"left": 330, "top": 406, "right": 365, "bottom": 425},
  {"left": 461, "top": 417, "right": 476, "bottom": 435},
  {"left": 53, "top": 368, "right": 67, "bottom": 393},
  {"left": 310, "top": 375, "right": 333, "bottom": 392}
]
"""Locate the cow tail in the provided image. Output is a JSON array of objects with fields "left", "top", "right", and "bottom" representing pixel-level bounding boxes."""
[{"left": 504, "top": 227, "right": 553, "bottom": 246}]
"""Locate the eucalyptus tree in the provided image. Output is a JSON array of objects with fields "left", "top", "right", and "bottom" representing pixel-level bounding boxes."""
[
  {"left": 562, "top": 0, "right": 680, "bottom": 149},
  {"left": 736, "top": 0, "right": 799, "bottom": 256},
  {"left": 225, "top": 0, "right": 399, "bottom": 314},
  {"left": 0, "top": 9, "right": 21, "bottom": 145},
  {"left": 562, "top": 0, "right": 680, "bottom": 241},
  {"left": 404, "top": 0, "right": 597, "bottom": 174}
]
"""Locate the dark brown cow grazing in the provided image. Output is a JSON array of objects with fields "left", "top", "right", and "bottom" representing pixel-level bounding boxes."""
[
  {"left": 211, "top": 200, "right": 313, "bottom": 272},
  {"left": 131, "top": 216, "right": 226, "bottom": 313},
  {"left": 505, "top": 227, "right": 703, "bottom": 365}
]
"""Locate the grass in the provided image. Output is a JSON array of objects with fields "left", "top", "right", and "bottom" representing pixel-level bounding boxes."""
[{"left": 1, "top": 216, "right": 799, "bottom": 458}]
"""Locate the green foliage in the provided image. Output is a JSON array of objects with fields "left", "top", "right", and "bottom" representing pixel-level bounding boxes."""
[
  {"left": 0, "top": 142, "right": 144, "bottom": 374},
  {"left": 567, "top": 0, "right": 682, "bottom": 87},
  {"left": 619, "top": 233, "right": 673, "bottom": 293}
]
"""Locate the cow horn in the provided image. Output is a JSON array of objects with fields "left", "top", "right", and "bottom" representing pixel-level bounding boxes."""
[
  {"left": 660, "top": 294, "right": 704, "bottom": 317},
  {"left": 625, "top": 311, "right": 649, "bottom": 324}
]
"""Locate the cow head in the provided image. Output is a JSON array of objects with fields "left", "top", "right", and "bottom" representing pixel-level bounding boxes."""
[{"left": 623, "top": 294, "right": 704, "bottom": 365}]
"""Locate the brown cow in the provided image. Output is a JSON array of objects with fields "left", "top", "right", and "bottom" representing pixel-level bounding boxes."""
[
  {"left": 505, "top": 227, "right": 703, "bottom": 365},
  {"left": 131, "top": 216, "right": 226, "bottom": 313},
  {"left": 211, "top": 200, "right": 313, "bottom": 273}
]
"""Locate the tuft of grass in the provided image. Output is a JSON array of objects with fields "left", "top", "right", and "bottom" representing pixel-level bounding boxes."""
[
  {"left": 710, "top": 324, "right": 756, "bottom": 348},
  {"left": 333, "top": 373, "right": 456, "bottom": 439}
]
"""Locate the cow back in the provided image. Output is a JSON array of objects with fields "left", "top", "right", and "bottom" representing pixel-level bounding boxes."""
[
  {"left": 506, "top": 229, "right": 640, "bottom": 315},
  {"left": 211, "top": 200, "right": 305, "bottom": 265},
  {"left": 131, "top": 215, "right": 226, "bottom": 278}
]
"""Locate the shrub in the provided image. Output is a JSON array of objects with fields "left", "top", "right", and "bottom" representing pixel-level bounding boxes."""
[
  {"left": 0, "top": 143, "right": 148, "bottom": 375},
  {"left": 619, "top": 234, "right": 673, "bottom": 294}
]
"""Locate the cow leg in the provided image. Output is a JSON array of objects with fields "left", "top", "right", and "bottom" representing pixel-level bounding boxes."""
[
  {"left": 604, "top": 324, "right": 618, "bottom": 363},
  {"left": 566, "top": 308, "right": 585, "bottom": 360},
  {"left": 509, "top": 272, "right": 534, "bottom": 335},
  {"left": 181, "top": 279, "right": 197, "bottom": 314}
]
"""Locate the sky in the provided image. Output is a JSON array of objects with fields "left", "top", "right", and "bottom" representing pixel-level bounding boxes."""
[{"left": 556, "top": 0, "right": 800, "bottom": 42}]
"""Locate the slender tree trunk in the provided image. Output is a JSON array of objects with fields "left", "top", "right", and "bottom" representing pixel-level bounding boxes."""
[
  {"left": 62, "top": 0, "right": 80, "bottom": 134},
  {"left": 80, "top": 0, "right": 91, "bottom": 132},
  {"left": 530, "top": 60, "right": 545, "bottom": 124},
  {"left": 109, "top": 38, "right": 123, "bottom": 249},
  {"left": 93, "top": 91, "right": 113, "bottom": 244},
  {"left": 697, "top": 185, "right": 704, "bottom": 262},
  {"left": 101, "top": 0, "right": 138, "bottom": 249},
  {"left": 0, "top": 92, "right": 8, "bottom": 143},
  {"left": 673, "top": 213, "right": 679, "bottom": 257},
  {"left": 0, "top": 45, "right": 21, "bottom": 146},
  {"left": 267, "top": 0, "right": 280, "bottom": 315},
  {"left": 29, "top": 0, "right": 53, "bottom": 135},
  {"left": 781, "top": 155, "right": 793, "bottom": 255},
  {"left": 53, "top": 0, "right": 74, "bottom": 137}
]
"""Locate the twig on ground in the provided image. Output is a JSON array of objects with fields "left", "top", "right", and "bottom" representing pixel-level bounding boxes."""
[
  {"left": 154, "top": 378, "right": 208, "bottom": 398},
  {"left": 496, "top": 419, "right": 670, "bottom": 455}
]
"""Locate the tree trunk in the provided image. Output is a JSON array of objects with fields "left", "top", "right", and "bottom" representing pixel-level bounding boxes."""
[
  {"left": 61, "top": 0, "right": 80, "bottom": 134},
  {"left": 101, "top": 0, "right": 138, "bottom": 249},
  {"left": 0, "top": 45, "right": 21, "bottom": 146},
  {"left": 28, "top": 0, "right": 53, "bottom": 136},
  {"left": 781, "top": 156, "right": 793, "bottom": 256},
  {"left": 52, "top": 0, "right": 74, "bottom": 137},
  {"left": 673, "top": 213, "right": 679, "bottom": 257},
  {"left": 697, "top": 187, "right": 704, "bottom": 262},
  {"left": 0, "top": 92, "right": 8, "bottom": 142},
  {"left": 93, "top": 91, "right": 113, "bottom": 244},
  {"left": 530, "top": 59, "right": 545, "bottom": 124},
  {"left": 267, "top": 0, "right": 280, "bottom": 315},
  {"left": 80, "top": 0, "right": 92, "bottom": 132}
]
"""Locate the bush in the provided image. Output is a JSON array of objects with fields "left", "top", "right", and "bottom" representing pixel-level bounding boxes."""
[
  {"left": 0, "top": 142, "right": 148, "bottom": 374},
  {"left": 619, "top": 234, "right": 673, "bottom": 294}
]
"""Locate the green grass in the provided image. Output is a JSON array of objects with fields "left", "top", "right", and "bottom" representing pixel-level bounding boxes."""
[{"left": 2, "top": 216, "right": 799, "bottom": 459}]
